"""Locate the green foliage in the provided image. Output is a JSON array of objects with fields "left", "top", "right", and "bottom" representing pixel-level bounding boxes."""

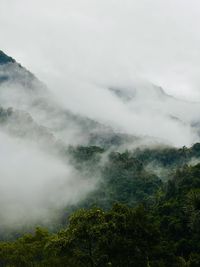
[
  {"left": 68, "top": 148, "right": 162, "bottom": 210},
  {"left": 134, "top": 144, "right": 200, "bottom": 174},
  {"left": 0, "top": 145, "right": 200, "bottom": 266},
  {"left": 0, "top": 205, "right": 161, "bottom": 267},
  {"left": 67, "top": 143, "right": 200, "bottom": 212},
  {"left": 151, "top": 164, "right": 200, "bottom": 263},
  {"left": 0, "top": 227, "right": 50, "bottom": 266}
]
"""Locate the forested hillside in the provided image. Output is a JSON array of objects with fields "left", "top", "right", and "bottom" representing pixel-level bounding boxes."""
[
  {"left": 0, "top": 163, "right": 199, "bottom": 266},
  {"left": 0, "top": 144, "right": 200, "bottom": 266},
  {"left": 0, "top": 50, "right": 200, "bottom": 266},
  {"left": 66, "top": 143, "right": 200, "bottom": 210}
]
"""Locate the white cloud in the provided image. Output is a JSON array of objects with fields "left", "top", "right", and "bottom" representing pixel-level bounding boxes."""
[
  {"left": 0, "top": 0, "right": 200, "bottom": 148},
  {"left": 0, "top": 0, "right": 200, "bottom": 100},
  {"left": 0, "top": 131, "right": 95, "bottom": 228}
]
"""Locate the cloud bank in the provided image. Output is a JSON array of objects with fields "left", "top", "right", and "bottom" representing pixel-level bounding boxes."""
[
  {"left": 0, "top": 0, "right": 200, "bottom": 147},
  {"left": 0, "top": 131, "right": 95, "bottom": 228},
  {"left": 1, "top": 0, "right": 200, "bottom": 100}
]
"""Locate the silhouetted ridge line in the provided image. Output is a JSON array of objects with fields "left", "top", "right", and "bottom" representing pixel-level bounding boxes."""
[{"left": 0, "top": 50, "right": 16, "bottom": 65}]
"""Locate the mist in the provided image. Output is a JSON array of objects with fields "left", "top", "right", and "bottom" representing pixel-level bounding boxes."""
[
  {"left": 1, "top": 0, "right": 200, "bottom": 147},
  {"left": 1, "top": 0, "right": 200, "bottom": 98},
  {"left": 0, "top": 0, "right": 200, "bottom": 229},
  {"left": 0, "top": 131, "right": 96, "bottom": 229}
]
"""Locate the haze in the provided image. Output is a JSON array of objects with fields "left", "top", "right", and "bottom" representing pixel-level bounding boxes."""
[
  {"left": 1, "top": 0, "right": 200, "bottom": 101},
  {"left": 0, "top": 0, "right": 200, "bottom": 228}
]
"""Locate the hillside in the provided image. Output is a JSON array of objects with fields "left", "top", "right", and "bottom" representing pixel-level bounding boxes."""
[
  {"left": 0, "top": 51, "right": 200, "bottom": 266},
  {"left": 1, "top": 163, "right": 200, "bottom": 266}
]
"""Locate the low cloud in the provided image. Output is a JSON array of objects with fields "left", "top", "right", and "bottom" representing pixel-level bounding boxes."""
[
  {"left": 0, "top": 131, "right": 95, "bottom": 229},
  {"left": 1, "top": 0, "right": 200, "bottom": 147},
  {"left": 1, "top": 0, "right": 200, "bottom": 100}
]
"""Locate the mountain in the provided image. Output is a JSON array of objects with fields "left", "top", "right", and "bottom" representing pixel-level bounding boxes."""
[
  {"left": 109, "top": 82, "right": 200, "bottom": 122},
  {"left": 1, "top": 50, "right": 200, "bottom": 151},
  {"left": 0, "top": 50, "right": 42, "bottom": 89},
  {"left": 109, "top": 82, "right": 200, "bottom": 142},
  {"left": 1, "top": 51, "right": 200, "bottom": 267},
  {"left": 0, "top": 50, "right": 15, "bottom": 65},
  {"left": 0, "top": 50, "right": 142, "bottom": 149}
]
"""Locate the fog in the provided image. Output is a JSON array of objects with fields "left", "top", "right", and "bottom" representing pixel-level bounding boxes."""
[
  {"left": 1, "top": 0, "right": 200, "bottom": 147},
  {"left": 0, "top": 131, "right": 95, "bottom": 228},
  {"left": 0, "top": 67, "right": 101, "bottom": 229},
  {"left": 1, "top": 0, "right": 200, "bottom": 99},
  {"left": 0, "top": 0, "right": 200, "bottom": 228}
]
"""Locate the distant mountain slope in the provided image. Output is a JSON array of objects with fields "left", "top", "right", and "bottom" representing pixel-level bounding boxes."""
[
  {"left": 0, "top": 50, "right": 42, "bottom": 89},
  {"left": 1, "top": 50, "right": 200, "bottom": 239},
  {"left": 109, "top": 82, "right": 200, "bottom": 140},
  {"left": 0, "top": 50, "right": 141, "bottom": 149},
  {"left": 0, "top": 50, "right": 199, "bottom": 148},
  {"left": 0, "top": 50, "right": 15, "bottom": 65}
]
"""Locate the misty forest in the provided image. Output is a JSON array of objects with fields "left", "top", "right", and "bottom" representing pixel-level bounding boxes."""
[
  {"left": 0, "top": 49, "right": 200, "bottom": 267},
  {"left": 1, "top": 1, "right": 200, "bottom": 267}
]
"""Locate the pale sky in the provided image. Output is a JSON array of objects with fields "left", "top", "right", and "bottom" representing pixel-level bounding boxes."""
[{"left": 0, "top": 0, "right": 200, "bottom": 101}]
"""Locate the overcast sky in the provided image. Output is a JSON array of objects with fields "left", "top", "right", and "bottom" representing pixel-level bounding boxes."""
[{"left": 0, "top": 0, "right": 200, "bottom": 101}]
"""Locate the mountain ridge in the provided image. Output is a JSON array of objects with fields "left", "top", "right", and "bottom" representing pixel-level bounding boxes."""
[{"left": 0, "top": 50, "right": 199, "bottom": 148}]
